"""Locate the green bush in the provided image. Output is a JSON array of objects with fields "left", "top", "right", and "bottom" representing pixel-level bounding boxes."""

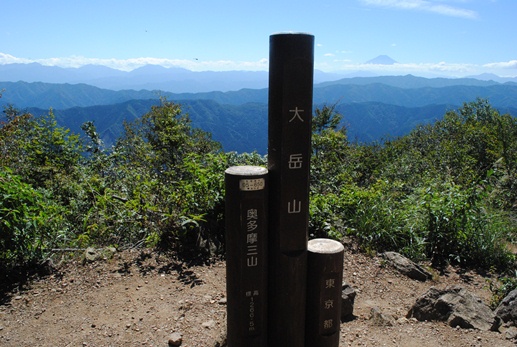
[
  {"left": 1, "top": 98, "right": 515, "bottom": 272},
  {"left": 309, "top": 100, "right": 516, "bottom": 270},
  {"left": 408, "top": 180, "right": 514, "bottom": 268},
  {"left": 0, "top": 169, "right": 65, "bottom": 267},
  {"left": 489, "top": 272, "right": 517, "bottom": 309},
  {"left": 74, "top": 100, "right": 227, "bottom": 253}
]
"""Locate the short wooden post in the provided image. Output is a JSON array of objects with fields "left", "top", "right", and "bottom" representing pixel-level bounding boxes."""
[
  {"left": 305, "top": 238, "right": 344, "bottom": 347},
  {"left": 225, "top": 166, "right": 268, "bottom": 347}
]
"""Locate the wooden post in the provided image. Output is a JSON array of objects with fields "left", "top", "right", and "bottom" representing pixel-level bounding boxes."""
[
  {"left": 305, "top": 239, "right": 344, "bottom": 347},
  {"left": 225, "top": 166, "right": 268, "bottom": 347},
  {"left": 267, "top": 33, "right": 314, "bottom": 347}
]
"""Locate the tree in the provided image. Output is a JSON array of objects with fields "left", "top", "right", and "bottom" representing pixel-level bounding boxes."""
[
  {"left": 311, "top": 104, "right": 350, "bottom": 193},
  {"left": 81, "top": 121, "right": 104, "bottom": 155},
  {"left": 84, "top": 99, "right": 227, "bottom": 251},
  {"left": 0, "top": 168, "right": 67, "bottom": 268},
  {"left": 116, "top": 99, "right": 220, "bottom": 180},
  {"left": 312, "top": 103, "right": 344, "bottom": 134},
  {"left": 1, "top": 108, "right": 82, "bottom": 189}
]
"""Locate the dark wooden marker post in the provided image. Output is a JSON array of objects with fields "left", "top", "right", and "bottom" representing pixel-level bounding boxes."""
[
  {"left": 225, "top": 166, "right": 269, "bottom": 347},
  {"left": 267, "top": 33, "right": 314, "bottom": 347},
  {"left": 305, "top": 238, "right": 344, "bottom": 347}
]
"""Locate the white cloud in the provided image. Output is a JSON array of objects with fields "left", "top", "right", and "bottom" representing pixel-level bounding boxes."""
[
  {"left": 0, "top": 52, "right": 31, "bottom": 64},
  {"left": 2, "top": 52, "right": 516, "bottom": 77},
  {"left": 0, "top": 53, "right": 269, "bottom": 72},
  {"left": 360, "top": 0, "right": 478, "bottom": 19},
  {"left": 483, "top": 60, "right": 517, "bottom": 70},
  {"left": 315, "top": 58, "right": 517, "bottom": 77}
]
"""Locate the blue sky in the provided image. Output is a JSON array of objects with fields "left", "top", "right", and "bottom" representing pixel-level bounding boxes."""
[{"left": 1, "top": 0, "right": 516, "bottom": 77}]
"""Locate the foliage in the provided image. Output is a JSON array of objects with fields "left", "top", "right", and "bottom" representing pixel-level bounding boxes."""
[
  {"left": 0, "top": 169, "right": 66, "bottom": 268},
  {"left": 68, "top": 100, "right": 228, "bottom": 253},
  {"left": 0, "top": 108, "right": 82, "bottom": 191},
  {"left": 489, "top": 272, "right": 517, "bottom": 309},
  {"left": 311, "top": 104, "right": 352, "bottom": 194},
  {"left": 408, "top": 179, "right": 514, "bottom": 268},
  {"left": 1, "top": 97, "right": 516, "bottom": 274},
  {"left": 309, "top": 99, "right": 517, "bottom": 270}
]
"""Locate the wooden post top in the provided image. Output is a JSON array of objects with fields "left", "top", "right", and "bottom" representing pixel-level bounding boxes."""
[
  {"left": 225, "top": 166, "right": 268, "bottom": 176},
  {"left": 308, "top": 239, "right": 344, "bottom": 254}
]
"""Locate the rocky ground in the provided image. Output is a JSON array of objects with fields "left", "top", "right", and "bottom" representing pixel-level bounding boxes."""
[{"left": 0, "top": 244, "right": 515, "bottom": 347}]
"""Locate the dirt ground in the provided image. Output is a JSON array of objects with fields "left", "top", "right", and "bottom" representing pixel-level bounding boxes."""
[{"left": 0, "top": 244, "right": 515, "bottom": 347}]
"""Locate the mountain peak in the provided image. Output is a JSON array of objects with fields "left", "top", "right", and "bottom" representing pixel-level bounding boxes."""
[{"left": 365, "top": 55, "right": 398, "bottom": 65}]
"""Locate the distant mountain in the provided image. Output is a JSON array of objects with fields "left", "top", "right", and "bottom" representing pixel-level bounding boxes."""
[
  {"left": 23, "top": 98, "right": 516, "bottom": 154},
  {"left": 0, "top": 63, "right": 268, "bottom": 92},
  {"left": 316, "top": 74, "right": 501, "bottom": 89},
  {"left": 3, "top": 77, "right": 517, "bottom": 110},
  {"left": 336, "top": 102, "right": 452, "bottom": 142},
  {"left": 0, "top": 63, "right": 344, "bottom": 93},
  {"left": 0, "top": 63, "right": 126, "bottom": 84},
  {"left": 3, "top": 61, "right": 517, "bottom": 93},
  {"left": 2, "top": 74, "right": 517, "bottom": 153},
  {"left": 0, "top": 81, "right": 269, "bottom": 109},
  {"left": 312, "top": 83, "right": 517, "bottom": 108},
  {"left": 365, "top": 55, "right": 398, "bottom": 65},
  {"left": 22, "top": 99, "right": 445, "bottom": 153},
  {"left": 0, "top": 81, "right": 159, "bottom": 109},
  {"left": 26, "top": 99, "right": 268, "bottom": 154},
  {"left": 465, "top": 73, "right": 517, "bottom": 84}
]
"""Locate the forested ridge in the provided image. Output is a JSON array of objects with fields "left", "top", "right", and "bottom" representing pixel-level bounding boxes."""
[
  {"left": 3, "top": 78, "right": 517, "bottom": 154},
  {"left": 1, "top": 96, "right": 517, "bottom": 305}
]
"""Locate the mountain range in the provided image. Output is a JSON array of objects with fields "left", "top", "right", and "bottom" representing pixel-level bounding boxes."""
[
  {"left": 1, "top": 63, "right": 517, "bottom": 154},
  {"left": 0, "top": 62, "right": 348, "bottom": 93},
  {"left": 3, "top": 61, "right": 517, "bottom": 93}
]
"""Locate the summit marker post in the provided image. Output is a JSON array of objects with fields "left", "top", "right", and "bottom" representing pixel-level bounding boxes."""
[
  {"left": 267, "top": 32, "right": 314, "bottom": 347},
  {"left": 225, "top": 166, "right": 269, "bottom": 347},
  {"left": 305, "top": 238, "right": 344, "bottom": 347}
]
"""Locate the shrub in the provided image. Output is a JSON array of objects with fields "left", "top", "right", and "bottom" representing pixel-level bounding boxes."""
[
  {"left": 489, "top": 272, "right": 517, "bottom": 309},
  {"left": 408, "top": 179, "right": 515, "bottom": 269},
  {"left": 0, "top": 169, "right": 66, "bottom": 268}
]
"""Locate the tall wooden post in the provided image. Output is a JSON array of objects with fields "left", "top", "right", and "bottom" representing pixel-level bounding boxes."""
[
  {"left": 305, "top": 238, "right": 344, "bottom": 347},
  {"left": 225, "top": 166, "right": 269, "bottom": 347},
  {"left": 267, "top": 33, "right": 314, "bottom": 347}
]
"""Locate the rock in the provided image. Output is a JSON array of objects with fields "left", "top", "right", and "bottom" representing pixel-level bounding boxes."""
[
  {"left": 168, "top": 332, "right": 183, "bottom": 346},
  {"left": 214, "top": 331, "right": 227, "bottom": 347},
  {"left": 202, "top": 319, "right": 216, "bottom": 329},
  {"left": 407, "top": 286, "right": 499, "bottom": 331},
  {"left": 382, "top": 251, "right": 432, "bottom": 281},
  {"left": 85, "top": 247, "right": 117, "bottom": 262},
  {"left": 101, "top": 246, "right": 117, "bottom": 259},
  {"left": 84, "top": 247, "right": 100, "bottom": 262},
  {"left": 499, "top": 324, "right": 517, "bottom": 340},
  {"left": 504, "top": 326, "right": 517, "bottom": 340},
  {"left": 495, "top": 289, "right": 517, "bottom": 326},
  {"left": 370, "top": 306, "right": 394, "bottom": 326},
  {"left": 396, "top": 317, "right": 409, "bottom": 324},
  {"left": 341, "top": 283, "right": 356, "bottom": 321}
]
